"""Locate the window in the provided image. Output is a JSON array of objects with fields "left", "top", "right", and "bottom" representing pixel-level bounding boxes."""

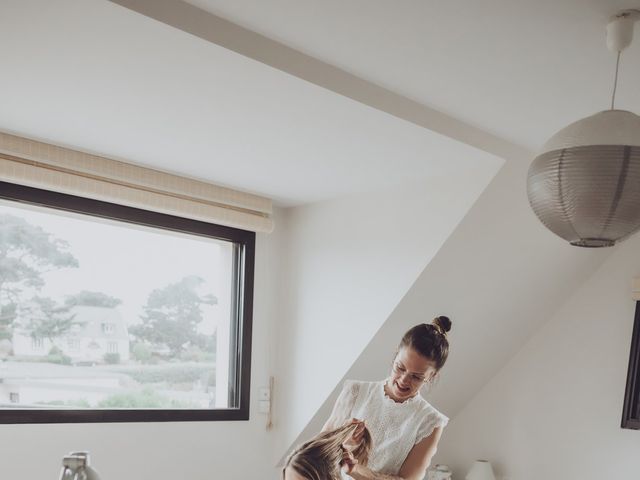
[
  {"left": 9, "top": 393, "right": 20, "bottom": 404},
  {"left": 622, "top": 302, "right": 640, "bottom": 429},
  {"left": 107, "top": 341, "right": 118, "bottom": 354},
  {"left": 0, "top": 181, "right": 254, "bottom": 423},
  {"left": 101, "top": 323, "right": 115, "bottom": 334}
]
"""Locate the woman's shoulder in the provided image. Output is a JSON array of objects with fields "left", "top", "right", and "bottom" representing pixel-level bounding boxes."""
[
  {"left": 411, "top": 400, "right": 449, "bottom": 444},
  {"left": 417, "top": 399, "right": 449, "bottom": 428}
]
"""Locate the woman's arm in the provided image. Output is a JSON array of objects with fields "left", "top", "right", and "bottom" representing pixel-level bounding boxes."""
[{"left": 346, "top": 427, "right": 443, "bottom": 480}]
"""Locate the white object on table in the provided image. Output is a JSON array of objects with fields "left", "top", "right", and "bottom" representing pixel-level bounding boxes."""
[
  {"left": 427, "top": 464, "right": 452, "bottom": 480},
  {"left": 465, "top": 460, "right": 496, "bottom": 480}
]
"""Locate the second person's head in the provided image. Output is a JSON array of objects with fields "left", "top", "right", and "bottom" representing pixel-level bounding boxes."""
[{"left": 387, "top": 316, "right": 451, "bottom": 402}]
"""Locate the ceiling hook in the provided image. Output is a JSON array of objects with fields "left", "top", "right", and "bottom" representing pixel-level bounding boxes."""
[{"left": 607, "top": 9, "right": 640, "bottom": 52}]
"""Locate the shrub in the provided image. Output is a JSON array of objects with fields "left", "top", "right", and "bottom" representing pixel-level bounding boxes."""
[
  {"left": 107, "top": 364, "right": 215, "bottom": 385},
  {"left": 97, "top": 387, "right": 197, "bottom": 408},
  {"left": 132, "top": 343, "right": 152, "bottom": 364},
  {"left": 48, "top": 345, "right": 63, "bottom": 355},
  {"left": 103, "top": 352, "right": 121, "bottom": 364},
  {"left": 46, "top": 347, "right": 72, "bottom": 365},
  {"left": 38, "top": 399, "right": 90, "bottom": 408},
  {"left": 179, "top": 346, "right": 215, "bottom": 363}
]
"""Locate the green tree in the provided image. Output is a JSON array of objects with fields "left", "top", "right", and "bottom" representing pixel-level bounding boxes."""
[
  {"left": 130, "top": 276, "right": 216, "bottom": 357},
  {"left": 65, "top": 290, "right": 122, "bottom": 308},
  {"left": 0, "top": 214, "right": 78, "bottom": 338},
  {"left": 0, "top": 303, "right": 16, "bottom": 340},
  {"left": 22, "top": 296, "right": 78, "bottom": 345}
]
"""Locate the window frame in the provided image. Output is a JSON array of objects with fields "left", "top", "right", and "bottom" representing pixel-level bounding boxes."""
[
  {"left": 622, "top": 301, "right": 640, "bottom": 429},
  {"left": 0, "top": 181, "right": 255, "bottom": 424}
]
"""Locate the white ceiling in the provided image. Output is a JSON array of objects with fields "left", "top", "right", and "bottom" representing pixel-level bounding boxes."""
[
  {"left": 2, "top": 0, "right": 637, "bottom": 207},
  {"left": 0, "top": 0, "right": 504, "bottom": 207},
  {"left": 186, "top": 0, "right": 640, "bottom": 150}
]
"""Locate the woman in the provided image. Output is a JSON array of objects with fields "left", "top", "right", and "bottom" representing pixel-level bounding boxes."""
[
  {"left": 283, "top": 422, "right": 373, "bottom": 480},
  {"left": 322, "top": 316, "right": 452, "bottom": 480}
]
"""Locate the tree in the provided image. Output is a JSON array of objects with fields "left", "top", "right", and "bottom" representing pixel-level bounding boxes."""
[
  {"left": 0, "top": 214, "right": 78, "bottom": 338},
  {"left": 130, "top": 276, "right": 216, "bottom": 357},
  {"left": 22, "top": 296, "right": 78, "bottom": 345},
  {"left": 65, "top": 290, "right": 122, "bottom": 308},
  {"left": 0, "top": 303, "right": 16, "bottom": 340}
]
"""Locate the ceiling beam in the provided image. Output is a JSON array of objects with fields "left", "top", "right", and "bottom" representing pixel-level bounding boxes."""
[{"left": 109, "top": 0, "right": 532, "bottom": 162}]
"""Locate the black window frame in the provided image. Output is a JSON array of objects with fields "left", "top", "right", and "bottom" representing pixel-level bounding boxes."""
[
  {"left": 622, "top": 301, "right": 640, "bottom": 429},
  {"left": 0, "top": 181, "right": 254, "bottom": 424}
]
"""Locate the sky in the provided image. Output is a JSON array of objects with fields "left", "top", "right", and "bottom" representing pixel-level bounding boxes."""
[{"left": 1, "top": 199, "right": 232, "bottom": 335}]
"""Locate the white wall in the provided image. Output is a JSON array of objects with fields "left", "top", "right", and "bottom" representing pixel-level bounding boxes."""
[
  {"left": 0, "top": 208, "right": 285, "bottom": 480},
  {"left": 273, "top": 161, "right": 502, "bottom": 459},
  {"left": 437, "top": 231, "right": 640, "bottom": 480},
  {"left": 290, "top": 157, "right": 613, "bottom": 462}
]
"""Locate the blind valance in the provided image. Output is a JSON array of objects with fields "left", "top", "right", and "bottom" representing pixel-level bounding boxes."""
[{"left": 0, "top": 132, "right": 273, "bottom": 233}]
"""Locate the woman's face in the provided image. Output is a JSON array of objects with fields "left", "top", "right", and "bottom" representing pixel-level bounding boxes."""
[{"left": 387, "top": 346, "right": 437, "bottom": 402}]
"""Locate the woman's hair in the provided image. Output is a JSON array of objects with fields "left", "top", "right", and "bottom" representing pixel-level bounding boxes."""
[
  {"left": 399, "top": 316, "right": 452, "bottom": 370},
  {"left": 283, "top": 423, "right": 372, "bottom": 480}
]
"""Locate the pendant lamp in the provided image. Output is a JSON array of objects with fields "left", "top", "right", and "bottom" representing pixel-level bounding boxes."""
[{"left": 527, "top": 10, "right": 640, "bottom": 247}]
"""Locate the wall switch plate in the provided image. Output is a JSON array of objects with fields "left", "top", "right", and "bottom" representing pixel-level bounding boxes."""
[
  {"left": 259, "top": 387, "right": 271, "bottom": 401},
  {"left": 258, "top": 400, "right": 270, "bottom": 414}
]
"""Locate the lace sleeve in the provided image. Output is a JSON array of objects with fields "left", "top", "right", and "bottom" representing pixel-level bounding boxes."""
[
  {"left": 324, "top": 380, "right": 360, "bottom": 430},
  {"left": 415, "top": 409, "right": 449, "bottom": 445}
]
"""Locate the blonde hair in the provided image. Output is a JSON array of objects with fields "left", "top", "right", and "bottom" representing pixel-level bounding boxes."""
[{"left": 283, "top": 423, "right": 372, "bottom": 480}]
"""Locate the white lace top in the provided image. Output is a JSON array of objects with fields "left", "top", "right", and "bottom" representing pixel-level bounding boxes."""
[{"left": 331, "top": 380, "right": 448, "bottom": 477}]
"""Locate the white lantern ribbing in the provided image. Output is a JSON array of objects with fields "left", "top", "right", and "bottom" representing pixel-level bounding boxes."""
[{"left": 527, "top": 110, "right": 640, "bottom": 247}]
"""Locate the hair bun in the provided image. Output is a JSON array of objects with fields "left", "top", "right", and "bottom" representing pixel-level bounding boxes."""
[{"left": 432, "top": 316, "right": 452, "bottom": 335}]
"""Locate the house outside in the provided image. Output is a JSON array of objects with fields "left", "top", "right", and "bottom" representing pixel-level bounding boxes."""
[{"left": 12, "top": 305, "right": 130, "bottom": 364}]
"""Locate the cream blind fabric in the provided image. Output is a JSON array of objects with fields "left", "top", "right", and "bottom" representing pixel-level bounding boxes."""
[{"left": 0, "top": 132, "right": 273, "bottom": 233}]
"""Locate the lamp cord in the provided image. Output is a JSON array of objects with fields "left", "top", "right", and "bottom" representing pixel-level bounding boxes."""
[{"left": 611, "top": 50, "right": 621, "bottom": 110}]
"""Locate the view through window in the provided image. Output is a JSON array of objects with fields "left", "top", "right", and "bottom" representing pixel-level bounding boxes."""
[{"left": 0, "top": 184, "right": 254, "bottom": 422}]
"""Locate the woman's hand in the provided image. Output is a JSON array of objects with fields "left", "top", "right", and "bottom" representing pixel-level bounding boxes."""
[
  {"left": 342, "top": 418, "right": 366, "bottom": 451},
  {"left": 340, "top": 447, "right": 359, "bottom": 474}
]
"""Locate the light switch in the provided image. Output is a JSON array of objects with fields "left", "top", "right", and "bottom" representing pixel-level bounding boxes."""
[
  {"left": 259, "top": 387, "right": 271, "bottom": 401},
  {"left": 258, "top": 400, "right": 270, "bottom": 414}
]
